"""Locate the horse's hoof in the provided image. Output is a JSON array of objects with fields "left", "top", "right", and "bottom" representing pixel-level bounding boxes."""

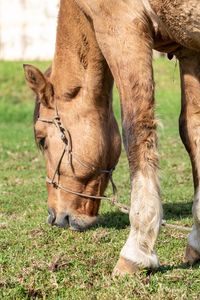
[
  {"left": 184, "top": 244, "right": 200, "bottom": 265},
  {"left": 112, "top": 256, "right": 139, "bottom": 277}
]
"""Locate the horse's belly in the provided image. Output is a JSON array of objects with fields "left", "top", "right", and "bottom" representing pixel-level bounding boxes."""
[{"left": 149, "top": 0, "right": 200, "bottom": 51}]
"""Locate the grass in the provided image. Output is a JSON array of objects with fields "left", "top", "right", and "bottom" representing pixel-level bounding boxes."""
[{"left": 0, "top": 59, "right": 200, "bottom": 299}]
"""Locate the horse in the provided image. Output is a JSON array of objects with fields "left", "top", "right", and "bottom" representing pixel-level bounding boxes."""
[{"left": 24, "top": 0, "right": 200, "bottom": 276}]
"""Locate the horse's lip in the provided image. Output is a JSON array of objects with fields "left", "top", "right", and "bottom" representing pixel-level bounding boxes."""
[
  {"left": 47, "top": 208, "right": 98, "bottom": 230},
  {"left": 69, "top": 223, "right": 84, "bottom": 232},
  {"left": 68, "top": 215, "right": 86, "bottom": 231},
  {"left": 68, "top": 215, "right": 98, "bottom": 231}
]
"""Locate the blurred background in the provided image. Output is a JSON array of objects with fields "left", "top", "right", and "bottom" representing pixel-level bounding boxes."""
[
  {"left": 0, "top": 0, "right": 59, "bottom": 60},
  {"left": 0, "top": 0, "right": 163, "bottom": 61}
]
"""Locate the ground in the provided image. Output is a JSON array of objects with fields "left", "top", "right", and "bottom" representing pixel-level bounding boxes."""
[{"left": 0, "top": 59, "right": 200, "bottom": 299}]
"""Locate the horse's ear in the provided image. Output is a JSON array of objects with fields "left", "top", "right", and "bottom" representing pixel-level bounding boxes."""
[{"left": 23, "top": 64, "right": 53, "bottom": 107}]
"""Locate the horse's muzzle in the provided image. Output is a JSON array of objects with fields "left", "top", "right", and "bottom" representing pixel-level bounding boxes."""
[{"left": 47, "top": 208, "right": 98, "bottom": 231}]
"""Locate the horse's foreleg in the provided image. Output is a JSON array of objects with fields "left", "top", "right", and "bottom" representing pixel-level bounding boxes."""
[
  {"left": 88, "top": 6, "right": 162, "bottom": 275},
  {"left": 178, "top": 49, "right": 200, "bottom": 264}
]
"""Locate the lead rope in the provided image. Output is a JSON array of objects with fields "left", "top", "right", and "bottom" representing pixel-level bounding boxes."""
[{"left": 108, "top": 170, "right": 130, "bottom": 214}]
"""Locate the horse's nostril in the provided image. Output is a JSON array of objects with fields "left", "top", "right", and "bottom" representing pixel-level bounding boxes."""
[
  {"left": 54, "top": 213, "right": 69, "bottom": 228},
  {"left": 47, "top": 208, "right": 56, "bottom": 225}
]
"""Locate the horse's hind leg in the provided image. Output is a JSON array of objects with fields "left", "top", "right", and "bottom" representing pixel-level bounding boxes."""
[
  {"left": 82, "top": 2, "right": 163, "bottom": 275},
  {"left": 178, "top": 49, "right": 200, "bottom": 264}
]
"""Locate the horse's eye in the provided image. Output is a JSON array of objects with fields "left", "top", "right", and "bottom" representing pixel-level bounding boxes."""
[{"left": 38, "top": 137, "right": 46, "bottom": 149}]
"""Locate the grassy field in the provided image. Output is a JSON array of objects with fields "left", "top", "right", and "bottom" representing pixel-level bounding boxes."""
[{"left": 0, "top": 59, "right": 199, "bottom": 299}]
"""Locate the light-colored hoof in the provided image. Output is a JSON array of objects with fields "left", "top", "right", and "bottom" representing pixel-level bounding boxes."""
[
  {"left": 112, "top": 257, "right": 139, "bottom": 277},
  {"left": 184, "top": 244, "right": 200, "bottom": 265}
]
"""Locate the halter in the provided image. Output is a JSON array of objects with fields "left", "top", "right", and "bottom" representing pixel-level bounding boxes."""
[{"left": 37, "top": 102, "right": 118, "bottom": 202}]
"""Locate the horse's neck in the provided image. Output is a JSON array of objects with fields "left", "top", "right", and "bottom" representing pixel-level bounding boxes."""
[{"left": 51, "top": 0, "right": 113, "bottom": 106}]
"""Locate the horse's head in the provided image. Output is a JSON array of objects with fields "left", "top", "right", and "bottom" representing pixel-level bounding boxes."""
[{"left": 24, "top": 64, "right": 121, "bottom": 231}]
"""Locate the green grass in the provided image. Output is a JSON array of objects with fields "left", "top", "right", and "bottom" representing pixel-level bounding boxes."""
[{"left": 0, "top": 59, "right": 200, "bottom": 300}]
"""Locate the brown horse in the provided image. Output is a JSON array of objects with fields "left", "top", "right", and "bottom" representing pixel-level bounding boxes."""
[{"left": 24, "top": 0, "right": 200, "bottom": 276}]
